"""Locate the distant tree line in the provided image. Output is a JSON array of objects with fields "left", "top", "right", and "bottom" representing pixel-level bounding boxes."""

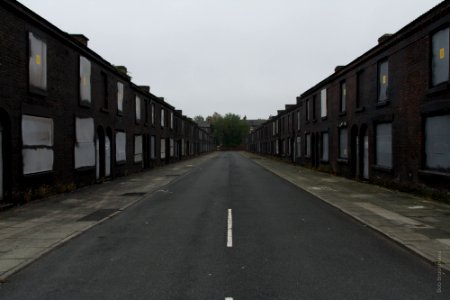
[{"left": 194, "top": 113, "right": 250, "bottom": 148}]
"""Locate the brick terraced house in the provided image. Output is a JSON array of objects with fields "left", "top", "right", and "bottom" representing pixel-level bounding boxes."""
[
  {"left": 248, "top": 1, "right": 450, "bottom": 194},
  {"left": 0, "top": 0, "right": 213, "bottom": 207}
]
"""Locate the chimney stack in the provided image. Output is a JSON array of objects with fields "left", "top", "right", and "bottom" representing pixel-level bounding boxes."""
[
  {"left": 70, "top": 34, "right": 89, "bottom": 47},
  {"left": 378, "top": 33, "right": 393, "bottom": 44}
]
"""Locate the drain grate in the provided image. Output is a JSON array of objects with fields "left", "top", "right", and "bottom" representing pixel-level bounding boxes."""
[
  {"left": 121, "top": 192, "right": 146, "bottom": 196},
  {"left": 78, "top": 209, "right": 119, "bottom": 222}
]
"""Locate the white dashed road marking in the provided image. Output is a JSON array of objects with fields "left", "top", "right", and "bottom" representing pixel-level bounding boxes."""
[{"left": 227, "top": 209, "right": 233, "bottom": 247}]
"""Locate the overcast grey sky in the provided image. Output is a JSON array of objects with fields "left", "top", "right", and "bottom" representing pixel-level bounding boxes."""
[{"left": 19, "top": 0, "right": 442, "bottom": 120}]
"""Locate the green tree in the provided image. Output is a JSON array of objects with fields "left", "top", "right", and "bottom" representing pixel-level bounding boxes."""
[
  {"left": 193, "top": 115, "right": 205, "bottom": 123},
  {"left": 210, "top": 113, "right": 249, "bottom": 147}
]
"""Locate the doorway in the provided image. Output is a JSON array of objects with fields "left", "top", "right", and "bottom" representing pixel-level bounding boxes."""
[
  {"left": 96, "top": 126, "right": 105, "bottom": 181},
  {"left": 351, "top": 125, "right": 359, "bottom": 178},
  {"left": 361, "top": 127, "right": 369, "bottom": 180}
]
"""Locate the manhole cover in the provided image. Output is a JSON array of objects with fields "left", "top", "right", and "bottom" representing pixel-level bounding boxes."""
[
  {"left": 121, "top": 192, "right": 146, "bottom": 196},
  {"left": 78, "top": 209, "right": 119, "bottom": 222}
]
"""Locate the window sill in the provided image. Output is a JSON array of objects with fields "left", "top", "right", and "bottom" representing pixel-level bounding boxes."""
[
  {"left": 339, "top": 111, "right": 347, "bottom": 117},
  {"left": 321, "top": 116, "right": 328, "bottom": 121},
  {"left": 372, "top": 164, "right": 393, "bottom": 174},
  {"left": 418, "top": 169, "right": 450, "bottom": 179},
  {"left": 115, "top": 161, "right": 127, "bottom": 166},
  {"left": 75, "top": 166, "right": 95, "bottom": 172},
  {"left": 117, "top": 112, "right": 123, "bottom": 117},
  {"left": 355, "top": 107, "right": 365, "bottom": 113},
  {"left": 337, "top": 158, "right": 348, "bottom": 164},
  {"left": 23, "top": 170, "right": 54, "bottom": 177},
  {"left": 426, "top": 83, "right": 449, "bottom": 96},
  {"left": 376, "top": 100, "right": 390, "bottom": 108},
  {"left": 29, "top": 86, "right": 47, "bottom": 97},
  {"left": 101, "top": 108, "right": 109, "bottom": 114},
  {"left": 320, "top": 159, "right": 329, "bottom": 164},
  {"left": 79, "top": 101, "right": 91, "bottom": 109}
]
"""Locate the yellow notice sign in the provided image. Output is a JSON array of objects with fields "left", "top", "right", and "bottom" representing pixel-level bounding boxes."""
[
  {"left": 36, "top": 54, "right": 41, "bottom": 65},
  {"left": 382, "top": 75, "right": 387, "bottom": 85},
  {"left": 440, "top": 48, "right": 445, "bottom": 59}
]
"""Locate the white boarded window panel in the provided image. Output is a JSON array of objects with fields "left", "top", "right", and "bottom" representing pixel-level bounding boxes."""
[
  {"left": 116, "top": 131, "right": 126, "bottom": 162},
  {"left": 80, "top": 56, "right": 91, "bottom": 103},
  {"left": 432, "top": 28, "right": 449, "bottom": 86},
  {"left": 376, "top": 123, "right": 392, "bottom": 168},
  {"left": 74, "top": 117, "right": 95, "bottom": 168},
  {"left": 22, "top": 115, "right": 53, "bottom": 146},
  {"left": 322, "top": 133, "right": 329, "bottom": 161},
  {"left": 134, "top": 135, "right": 143, "bottom": 162},
  {"left": 170, "top": 112, "right": 174, "bottom": 129},
  {"left": 296, "top": 137, "right": 301, "bottom": 157},
  {"left": 160, "top": 139, "right": 166, "bottom": 159},
  {"left": 161, "top": 109, "right": 165, "bottom": 127},
  {"left": 23, "top": 148, "right": 53, "bottom": 175},
  {"left": 22, "top": 115, "right": 54, "bottom": 174},
  {"left": 135, "top": 96, "right": 141, "bottom": 121},
  {"left": 117, "top": 82, "right": 124, "bottom": 113},
  {"left": 339, "top": 128, "right": 348, "bottom": 159},
  {"left": 320, "top": 89, "right": 327, "bottom": 117},
  {"left": 29, "top": 32, "right": 47, "bottom": 90},
  {"left": 426, "top": 115, "right": 450, "bottom": 171}
]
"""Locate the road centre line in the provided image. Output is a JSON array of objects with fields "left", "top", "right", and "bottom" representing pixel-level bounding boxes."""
[
  {"left": 227, "top": 209, "right": 233, "bottom": 247},
  {"left": 225, "top": 297, "right": 233, "bottom": 300}
]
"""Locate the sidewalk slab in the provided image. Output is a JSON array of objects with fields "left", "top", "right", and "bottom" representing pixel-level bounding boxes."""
[
  {"left": 241, "top": 152, "right": 450, "bottom": 272},
  {"left": 0, "top": 153, "right": 217, "bottom": 280}
]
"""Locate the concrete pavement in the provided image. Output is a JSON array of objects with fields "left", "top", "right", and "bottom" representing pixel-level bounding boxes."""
[
  {"left": 0, "top": 153, "right": 218, "bottom": 280},
  {"left": 241, "top": 151, "right": 450, "bottom": 272}
]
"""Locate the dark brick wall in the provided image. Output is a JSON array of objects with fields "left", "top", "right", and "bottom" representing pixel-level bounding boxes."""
[
  {"left": 0, "top": 1, "right": 213, "bottom": 205},
  {"left": 248, "top": 1, "right": 450, "bottom": 193}
]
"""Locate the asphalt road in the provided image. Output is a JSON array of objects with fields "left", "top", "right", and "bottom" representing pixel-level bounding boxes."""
[{"left": 1, "top": 152, "right": 449, "bottom": 299}]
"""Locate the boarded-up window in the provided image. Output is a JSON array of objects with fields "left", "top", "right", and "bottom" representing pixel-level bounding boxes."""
[
  {"left": 432, "top": 28, "right": 449, "bottom": 86},
  {"left": 296, "top": 137, "right": 301, "bottom": 157},
  {"left": 378, "top": 60, "right": 389, "bottom": 102},
  {"left": 135, "top": 96, "right": 141, "bottom": 122},
  {"left": 161, "top": 109, "right": 165, "bottom": 127},
  {"left": 117, "top": 82, "right": 124, "bottom": 114},
  {"left": 79, "top": 56, "right": 91, "bottom": 104},
  {"left": 22, "top": 115, "right": 53, "bottom": 174},
  {"left": 74, "top": 117, "right": 95, "bottom": 169},
  {"left": 116, "top": 131, "right": 126, "bottom": 162},
  {"left": 356, "top": 70, "right": 364, "bottom": 108},
  {"left": 160, "top": 138, "right": 166, "bottom": 159},
  {"left": 29, "top": 33, "right": 47, "bottom": 90},
  {"left": 320, "top": 89, "right": 327, "bottom": 118},
  {"left": 321, "top": 132, "right": 329, "bottom": 161},
  {"left": 150, "top": 135, "right": 156, "bottom": 159},
  {"left": 425, "top": 115, "right": 450, "bottom": 171},
  {"left": 306, "top": 100, "right": 310, "bottom": 121},
  {"left": 376, "top": 123, "right": 392, "bottom": 168},
  {"left": 170, "top": 112, "right": 174, "bottom": 129},
  {"left": 339, "top": 128, "right": 348, "bottom": 159},
  {"left": 305, "top": 133, "right": 311, "bottom": 157},
  {"left": 340, "top": 81, "right": 346, "bottom": 112},
  {"left": 151, "top": 103, "right": 155, "bottom": 125},
  {"left": 134, "top": 135, "right": 143, "bottom": 163},
  {"left": 297, "top": 110, "right": 301, "bottom": 130}
]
